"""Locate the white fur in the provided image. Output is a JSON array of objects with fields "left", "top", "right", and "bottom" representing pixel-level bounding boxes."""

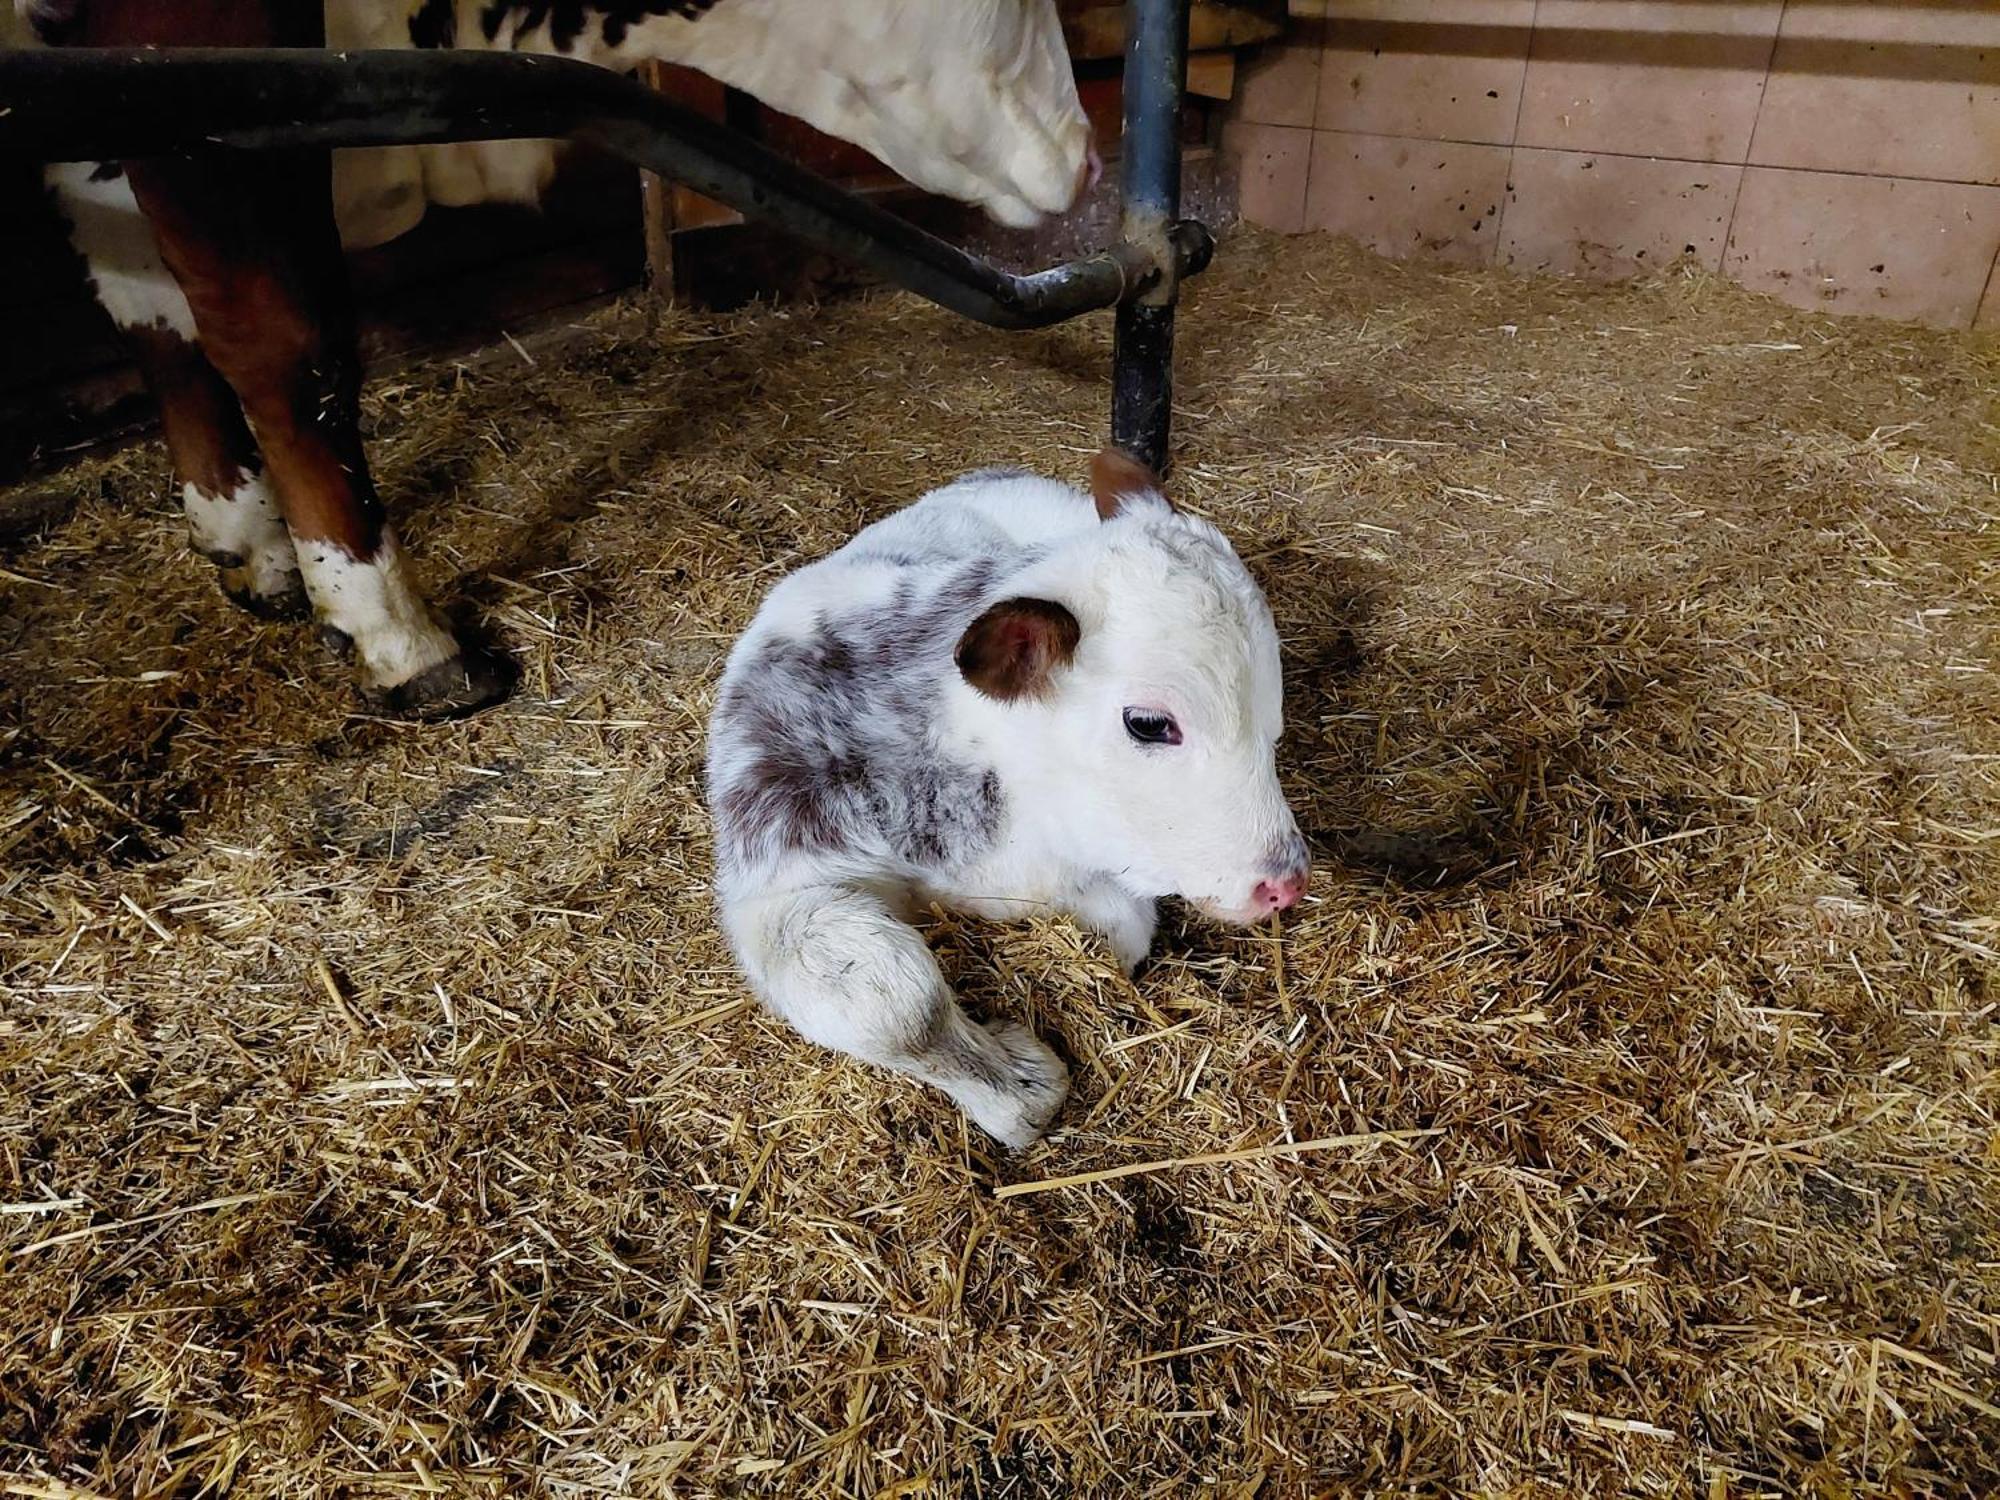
[
  {"left": 41, "top": 162, "right": 198, "bottom": 338},
  {"left": 707, "top": 468, "right": 1307, "bottom": 1146},
  {"left": 294, "top": 533, "right": 460, "bottom": 688},
  {"left": 580, "top": 0, "right": 1090, "bottom": 230},
  {"left": 726, "top": 886, "right": 1068, "bottom": 1147},
  {"left": 332, "top": 139, "right": 561, "bottom": 250},
  {"left": 182, "top": 474, "right": 302, "bottom": 601},
  {"left": 325, "top": 0, "right": 1089, "bottom": 246},
  {"left": 940, "top": 491, "right": 1299, "bottom": 924}
]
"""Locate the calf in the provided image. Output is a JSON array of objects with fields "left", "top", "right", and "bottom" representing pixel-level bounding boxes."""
[
  {"left": 706, "top": 449, "right": 1310, "bottom": 1146},
  {"left": 11, "top": 0, "right": 1094, "bottom": 716}
]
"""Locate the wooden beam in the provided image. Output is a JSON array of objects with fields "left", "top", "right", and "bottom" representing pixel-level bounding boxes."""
[
  {"left": 1185, "top": 50, "right": 1236, "bottom": 101},
  {"left": 635, "top": 59, "right": 677, "bottom": 303}
]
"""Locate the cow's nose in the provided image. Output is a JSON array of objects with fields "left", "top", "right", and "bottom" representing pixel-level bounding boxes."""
[{"left": 1252, "top": 873, "right": 1306, "bottom": 913}]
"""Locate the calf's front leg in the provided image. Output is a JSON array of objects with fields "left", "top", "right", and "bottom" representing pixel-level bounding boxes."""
[
  {"left": 1071, "top": 881, "right": 1160, "bottom": 977},
  {"left": 724, "top": 885, "right": 1069, "bottom": 1148},
  {"left": 120, "top": 151, "right": 509, "bottom": 718}
]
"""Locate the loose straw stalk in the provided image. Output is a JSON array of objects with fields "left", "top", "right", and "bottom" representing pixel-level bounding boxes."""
[{"left": 994, "top": 1128, "right": 1442, "bottom": 1199}]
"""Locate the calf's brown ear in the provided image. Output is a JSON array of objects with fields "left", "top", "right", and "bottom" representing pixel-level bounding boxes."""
[
  {"left": 1091, "top": 445, "right": 1168, "bottom": 521},
  {"left": 956, "top": 598, "right": 1081, "bottom": 702}
]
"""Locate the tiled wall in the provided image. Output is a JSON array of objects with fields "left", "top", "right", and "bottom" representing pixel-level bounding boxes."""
[{"left": 1222, "top": 2, "right": 2000, "bottom": 329}]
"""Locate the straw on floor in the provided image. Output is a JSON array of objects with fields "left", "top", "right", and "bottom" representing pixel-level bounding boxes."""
[{"left": 2, "top": 228, "right": 1997, "bottom": 1496}]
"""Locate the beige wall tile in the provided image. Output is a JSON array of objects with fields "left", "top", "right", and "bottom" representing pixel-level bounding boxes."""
[
  {"left": 1316, "top": 1, "right": 1534, "bottom": 145},
  {"left": 1750, "top": 4, "right": 2000, "bottom": 185},
  {"left": 1235, "top": 43, "right": 1324, "bottom": 129},
  {"left": 1304, "top": 130, "right": 1511, "bottom": 265},
  {"left": 1500, "top": 149, "right": 1742, "bottom": 278},
  {"left": 1224, "top": 121, "right": 1315, "bottom": 233},
  {"left": 1723, "top": 167, "right": 2000, "bottom": 327},
  {"left": 1518, "top": 1, "right": 1783, "bottom": 162}
]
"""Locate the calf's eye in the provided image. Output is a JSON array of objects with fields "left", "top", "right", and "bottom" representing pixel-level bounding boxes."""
[{"left": 1122, "top": 708, "right": 1182, "bottom": 746}]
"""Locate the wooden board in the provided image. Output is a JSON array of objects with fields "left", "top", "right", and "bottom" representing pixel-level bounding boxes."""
[{"left": 1186, "top": 50, "right": 1237, "bottom": 100}]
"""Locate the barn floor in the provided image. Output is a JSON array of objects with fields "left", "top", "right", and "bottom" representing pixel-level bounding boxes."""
[{"left": 2, "top": 229, "right": 1998, "bottom": 1497}]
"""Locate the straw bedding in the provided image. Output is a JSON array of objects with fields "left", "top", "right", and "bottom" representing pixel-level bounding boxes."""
[{"left": 2, "top": 229, "right": 1997, "bottom": 1496}]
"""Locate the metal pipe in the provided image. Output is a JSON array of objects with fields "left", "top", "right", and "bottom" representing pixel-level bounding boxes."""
[
  {"left": 0, "top": 46, "right": 1211, "bottom": 332},
  {"left": 1110, "top": 0, "right": 1193, "bottom": 474}
]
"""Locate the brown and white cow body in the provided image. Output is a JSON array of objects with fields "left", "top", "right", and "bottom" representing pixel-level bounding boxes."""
[{"left": 10, "top": 0, "right": 1093, "bottom": 715}]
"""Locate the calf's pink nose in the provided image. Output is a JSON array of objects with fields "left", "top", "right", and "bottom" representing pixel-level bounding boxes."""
[{"left": 1253, "top": 874, "right": 1306, "bottom": 913}]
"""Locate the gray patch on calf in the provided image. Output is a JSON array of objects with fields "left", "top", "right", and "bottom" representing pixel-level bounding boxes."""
[{"left": 712, "top": 557, "right": 1009, "bottom": 879}]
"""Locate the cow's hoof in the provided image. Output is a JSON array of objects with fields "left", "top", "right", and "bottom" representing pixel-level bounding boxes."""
[
  {"left": 219, "top": 566, "right": 310, "bottom": 623},
  {"left": 375, "top": 644, "right": 516, "bottom": 721}
]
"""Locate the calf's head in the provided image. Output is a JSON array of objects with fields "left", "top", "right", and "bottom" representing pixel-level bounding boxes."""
[{"left": 955, "top": 451, "right": 1310, "bottom": 923}]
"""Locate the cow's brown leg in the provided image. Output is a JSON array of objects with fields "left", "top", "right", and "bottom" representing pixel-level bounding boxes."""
[
  {"left": 44, "top": 160, "right": 304, "bottom": 618},
  {"left": 62, "top": 0, "right": 509, "bottom": 718},
  {"left": 115, "top": 151, "right": 510, "bottom": 718},
  {"left": 125, "top": 325, "right": 307, "bottom": 620}
]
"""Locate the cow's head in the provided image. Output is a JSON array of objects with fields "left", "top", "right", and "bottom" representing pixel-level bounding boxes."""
[{"left": 608, "top": 0, "right": 1098, "bottom": 227}]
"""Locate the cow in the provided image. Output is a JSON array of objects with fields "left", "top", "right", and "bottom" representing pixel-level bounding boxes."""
[{"left": 8, "top": 0, "right": 1096, "bottom": 717}]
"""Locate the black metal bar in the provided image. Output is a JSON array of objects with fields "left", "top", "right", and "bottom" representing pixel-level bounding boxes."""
[
  {"left": 0, "top": 46, "right": 1211, "bottom": 333},
  {"left": 1110, "top": 0, "right": 1193, "bottom": 474}
]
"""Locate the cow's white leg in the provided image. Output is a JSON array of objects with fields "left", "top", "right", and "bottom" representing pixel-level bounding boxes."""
[
  {"left": 723, "top": 884, "right": 1069, "bottom": 1148},
  {"left": 291, "top": 532, "right": 501, "bottom": 712},
  {"left": 177, "top": 473, "right": 301, "bottom": 614},
  {"left": 44, "top": 161, "right": 305, "bottom": 617}
]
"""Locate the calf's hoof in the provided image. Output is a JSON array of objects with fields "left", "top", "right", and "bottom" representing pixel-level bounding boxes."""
[
  {"left": 974, "top": 1021, "right": 1070, "bottom": 1150},
  {"left": 374, "top": 643, "right": 516, "bottom": 721}
]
